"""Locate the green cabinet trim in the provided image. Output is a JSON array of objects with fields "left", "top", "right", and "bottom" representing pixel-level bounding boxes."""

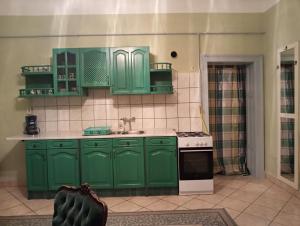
[{"left": 80, "top": 48, "right": 110, "bottom": 87}]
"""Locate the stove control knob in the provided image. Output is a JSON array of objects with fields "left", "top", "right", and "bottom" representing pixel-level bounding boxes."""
[
  {"left": 200, "top": 142, "right": 204, "bottom": 146},
  {"left": 186, "top": 143, "right": 190, "bottom": 147},
  {"left": 204, "top": 142, "right": 208, "bottom": 146},
  {"left": 196, "top": 142, "right": 200, "bottom": 146}
]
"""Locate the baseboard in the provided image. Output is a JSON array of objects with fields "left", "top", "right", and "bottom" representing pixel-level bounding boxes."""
[{"left": 265, "top": 173, "right": 298, "bottom": 193}]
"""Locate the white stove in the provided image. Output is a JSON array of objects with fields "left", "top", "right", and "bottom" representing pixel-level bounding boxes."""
[{"left": 176, "top": 132, "right": 214, "bottom": 195}]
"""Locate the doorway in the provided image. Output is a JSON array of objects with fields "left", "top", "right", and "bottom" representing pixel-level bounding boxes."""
[{"left": 200, "top": 56, "right": 264, "bottom": 178}]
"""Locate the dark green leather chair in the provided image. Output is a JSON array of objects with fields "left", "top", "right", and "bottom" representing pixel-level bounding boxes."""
[{"left": 53, "top": 184, "right": 108, "bottom": 226}]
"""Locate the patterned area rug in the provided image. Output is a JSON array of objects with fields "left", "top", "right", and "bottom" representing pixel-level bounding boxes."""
[{"left": 0, "top": 209, "right": 237, "bottom": 226}]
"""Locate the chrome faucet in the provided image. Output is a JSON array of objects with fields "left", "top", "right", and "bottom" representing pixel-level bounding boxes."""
[{"left": 120, "top": 117, "right": 136, "bottom": 132}]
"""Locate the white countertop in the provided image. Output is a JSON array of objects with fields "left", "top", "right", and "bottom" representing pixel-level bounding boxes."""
[{"left": 6, "top": 129, "right": 177, "bottom": 141}]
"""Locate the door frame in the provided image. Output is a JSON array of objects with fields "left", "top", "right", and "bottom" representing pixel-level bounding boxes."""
[{"left": 200, "top": 55, "right": 264, "bottom": 178}]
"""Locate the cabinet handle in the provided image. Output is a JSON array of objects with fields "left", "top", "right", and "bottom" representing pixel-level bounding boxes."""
[
  {"left": 126, "top": 142, "right": 130, "bottom": 146},
  {"left": 59, "top": 143, "right": 63, "bottom": 147},
  {"left": 95, "top": 143, "right": 98, "bottom": 147},
  {"left": 33, "top": 144, "right": 36, "bottom": 148},
  {"left": 160, "top": 141, "right": 163, "bottom": 144}
]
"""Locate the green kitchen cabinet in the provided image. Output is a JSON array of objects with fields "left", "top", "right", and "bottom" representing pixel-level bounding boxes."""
[
  {"left": 80, "top": 139, "right": 113, "bottom": 188},
  {"left": 145, "top": 137, "right": 178, "bottom": 187},
  {"left": 47, "top": 148, "right": 80, "bottom": 190},
  {"left": 25, "top": 148, "right": 48, "bottom": 191},
  {"left": 53, "top": 48, "right": 87, "bottom": 96},
  {"left": 113, "top": 146, "right": 145, "bottom": 188},
  {"left": 110, "top": 47, "right": 150, "bottom": 94},
  {"left": 80, "top": 48, "right": 110, "bottom": 87}
]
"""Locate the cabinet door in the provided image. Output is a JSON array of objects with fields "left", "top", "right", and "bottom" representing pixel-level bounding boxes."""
[
  {"left": 81, "top": 148, "right": 113, "bottom": 189},
  {"left": 110, "top": 48, "right": 131, "bottom": 94},
  {"left": 26, "top": 149, "right": 48, "bottom": 191},
  {"left": 80, "top": 48, "right": 110, "bottom": 87},
  {"left": 113, "top": 146, "right": 145, "bottom": 188},
  {"left": 53, "top": 48, "right": 83, "bottom": 96},
  {"left": 47, "top": 149, "right": 79, "bottom": 190},
  {"left": 131, "top": 47, "right": 150, "bottom": 94},
  {"left": 146, "top": 146, "right": 178, "bottom": 187}
]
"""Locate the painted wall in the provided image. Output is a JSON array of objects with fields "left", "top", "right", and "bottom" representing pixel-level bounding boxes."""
[
  {"left": 263, "top": 0, "right": 300, "bottom": 177},
  {"left": 0, "top": 13, "right": 264, "bottom": 185}
]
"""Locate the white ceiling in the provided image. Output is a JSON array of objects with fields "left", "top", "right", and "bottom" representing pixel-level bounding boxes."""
[{"left": 0, "top": 0, "right": 280, "bottom": 16}]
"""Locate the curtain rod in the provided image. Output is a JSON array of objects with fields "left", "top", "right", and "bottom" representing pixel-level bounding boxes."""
[{"left": 0, "top": 32, "right": 265, "bottom": 39}]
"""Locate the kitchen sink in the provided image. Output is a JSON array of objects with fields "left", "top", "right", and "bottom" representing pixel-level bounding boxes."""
[{"left": 112, "top": 130, "right": 145, "bottom": 135}]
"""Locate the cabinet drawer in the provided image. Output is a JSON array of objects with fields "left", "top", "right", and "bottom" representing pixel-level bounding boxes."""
[
  {"left": 113, "top": 138, "right": 143, "bottom": 147},
  {"left": 145, "top": 137, "right": 177, "bottom": 146},
  {"left": 81, "top": 139, "right": 112, "bottom": 148},
  {"left": 47, "top": 140, "right": 79, "bottom": 149},
  {"left": 25, "top": 140, "right": 47, "bottom": 150}
]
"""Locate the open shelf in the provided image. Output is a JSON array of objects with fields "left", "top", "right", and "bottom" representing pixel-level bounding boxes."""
[
  {"left": 150, "top": 63, "right": 173, "bottom": 94},
  {"left": 21, "top": 65, "right": 52, "bottom": 75}
]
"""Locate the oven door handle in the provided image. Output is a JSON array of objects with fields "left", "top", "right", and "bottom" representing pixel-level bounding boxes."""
[{"left": 179, "top": 149, "right": 211, "bottom": 153}]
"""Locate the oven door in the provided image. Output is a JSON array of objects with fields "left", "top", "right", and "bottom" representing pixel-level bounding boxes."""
[{"left": 179, "top": 148, "right": 213, "bottom": 180}]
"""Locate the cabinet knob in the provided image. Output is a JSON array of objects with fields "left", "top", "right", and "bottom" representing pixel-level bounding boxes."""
[
  {"left": 59, "top": 143, "right": 63, "bottom": 147},
  {"left": 33, "top": 144, "right": 36, "bottom": 148},
  {"left": 126, "top": 142, "right": 130, "bottom": 145},
  {"left": 160, "top": 141, "right": 163, "bottom": 144},
  {"left": 95, "top": 143, "right": 98, "bottom": 147}
]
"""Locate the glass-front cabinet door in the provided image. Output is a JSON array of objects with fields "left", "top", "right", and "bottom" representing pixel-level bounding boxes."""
[
  {"left": 53, "top": 48, "right": 85, "bottom": 96},
  {"left": 278, "top": 43, "right": 299, "bottom": 189}
]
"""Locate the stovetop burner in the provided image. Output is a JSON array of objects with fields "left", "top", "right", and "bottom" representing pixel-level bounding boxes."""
[{"left": 176, "top": 132, "right": 210, "bottom": 137}]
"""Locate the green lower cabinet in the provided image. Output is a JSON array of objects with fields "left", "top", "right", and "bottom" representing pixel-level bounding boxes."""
[
  {"left": 47, "top": 149, "right": 80, "bottom": 190},
  {"left": 146, "top": 146, "right": 178, "bottom": 187},
  {"left": 81, "top": 148, "right": 113, "bottom": 189},
  {"left": 113, "top": 146, "right": 145, "bottom": 188},
  {"left": 26, "top": 149, "right": 48, "bottom": 191}
]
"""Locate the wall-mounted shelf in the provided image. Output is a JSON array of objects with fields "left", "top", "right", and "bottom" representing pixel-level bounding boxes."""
[{"left": 150, "top": 63, "right": 173, "bottom": 94}]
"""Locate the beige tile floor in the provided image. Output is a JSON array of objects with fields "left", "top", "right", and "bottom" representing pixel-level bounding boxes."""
[{"left": 1, "top": 175, "right": 300, "bottom": 226}]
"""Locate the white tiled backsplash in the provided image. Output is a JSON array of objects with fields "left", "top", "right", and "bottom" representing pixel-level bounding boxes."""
[{"left": 30, "top": 71, "right": 203, "bottom": 132}]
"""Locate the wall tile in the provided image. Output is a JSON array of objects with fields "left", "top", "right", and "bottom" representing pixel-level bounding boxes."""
[
  {"left": 45, "top": 97, "right": 57, "bottom": 107},
  {"left": 82, "top": 120, "right": 94, "bottom": 129},
  {"left": 45, "top": 107, "right": 58, "bottom": 121},
  {"left": 33, "top": 107, "right": 46, "bottom": 122},
  {"left": 118, "top": 96, "right": 130, "bottom": 105},
  {"left": 38, "top": 121, "right": 46, "bottom": 133},
  {"left": 142, "top": 119, "right": 154, "bottom": 129},
  {"left": 142, "top": 95, "right": 154, "bottom": 104},
  {"left": 46, "top": 121, "right": 57, "bottom": 131},
  {"left": 172, "top": 70, "right": 178, "bottom": 89},
  {"left": 69, "top": 106, "right": 82, "bottom": 120},
  {"left": 178, "top": 103, "right": 190, "bottom": 117},
  {"left": 106, "top": 120, "right": 119, "bottom": 130},
  {"left": 57, "top": 97, "right": 69, "bottom": 106},
  {"left": 69, "top": 97, "right": 82, "bottom": 106},
  {"left": 58, "top": 121, "right": 70, "bottom": 131},
  {"left": 57, "top": 106, "right": 69, "bottom": 121},
  {"left": 118, "top": 105, "right": 131, "bottom": 118},
  {"left": 189, "top": 72, "right": 200, "bottom": 88},
  {"left": 106, "top": 105, "right": 119, "bottom": 120},
  {"left": 82, "top": 105, "right": 94, "bottom": 120},
  {"left": 191, "top": 118, "right": 202, "bottom": 131},
  {"left": 154, "top": 95, "right": 166, "bottom": 104},
  {"left": 130, "top": 105, "right": 143, "bottom": 118},
  {"left": 190, "top": 88, "right": 201, "bottom": 103},
  {"left": 178, "top": 88, "right": 190, "bottom": 103},
  {"left": 95, "top": 120, "right": 107, "bottom": 127},
  {"left": 82, "top": 92, "right": 94, "bottom": 106},
  {"left": 190, "top": 103, "right": 201, "bottom": 118},
  {"left": 30, "top": 98, "right": 45, "bottom": 107},
  {"left": 166, "top": 90, "right": 178, "bottom": 104},
  {"left": 155, "top": 118, "right": 167, "bottom": 128},
  {"left": 94, "top": 89, "right": 106, "bottom": 105},
  {"left": 106, "top": 90, "right": 118, "bottom": 105},
  {"left": 143, "top": 104, "right": 154, "bottom": 118},
  {"left": 167, "top": 118, "right": 179, "bottom": 131},
  {"left": 130, "top": 95, "right": 142, "bottom": 104},
  {"left": 70, "top": 121, "right": 82, "bottom": 131},
  {"left": 177, "top": 72, "right": 190, "bottom": 88},
  {"left": 132, "top": 119, "right": 143, "bottom": 130},
  {"left": 179, "top": 118, "right": 191, "bottom": 132},
  {"left": 166, "top": 104, "right": 178, "bottom": 118},
  {"left": 94, "top": 105, "right": 106, "bottom": 120},
  {"left": 154, "top": 104, "right": 166, "bottom": 118}
]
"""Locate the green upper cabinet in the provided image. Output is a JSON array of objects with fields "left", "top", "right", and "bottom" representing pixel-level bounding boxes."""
[
  {"left": 53, "top": 48, "right": 86, "bottom": 96},
  {"left": 110, "top": 47, "right": 150, "bottom": 94},
  {"left": 25, "top": 148, "right": 48, "bottom": 191},
  {"left": 113, "top": 146, "right": 145, "bottom": 188},
  {"left": 80, "top": 48, "right": 110, "bottom": 87},
  {"left": 47, "top": 148, "right": 80, "bottom": 190}
]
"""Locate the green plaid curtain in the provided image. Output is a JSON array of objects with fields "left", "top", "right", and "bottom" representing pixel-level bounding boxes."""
[
  {"left": 208, "top": 65, "right": 248, "bottom": 175},
  {"left": 280, "top": 62, "right": 295, "bottom": 175}
]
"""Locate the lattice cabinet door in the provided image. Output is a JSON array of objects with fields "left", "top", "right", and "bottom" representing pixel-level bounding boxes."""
[{"left": 80, "top": 48, "right": 110, "bottom": 87}]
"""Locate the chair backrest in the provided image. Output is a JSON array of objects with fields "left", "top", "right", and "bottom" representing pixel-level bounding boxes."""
[{"left": 52, "top": 184, "right": 108, "bottom": 226}]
